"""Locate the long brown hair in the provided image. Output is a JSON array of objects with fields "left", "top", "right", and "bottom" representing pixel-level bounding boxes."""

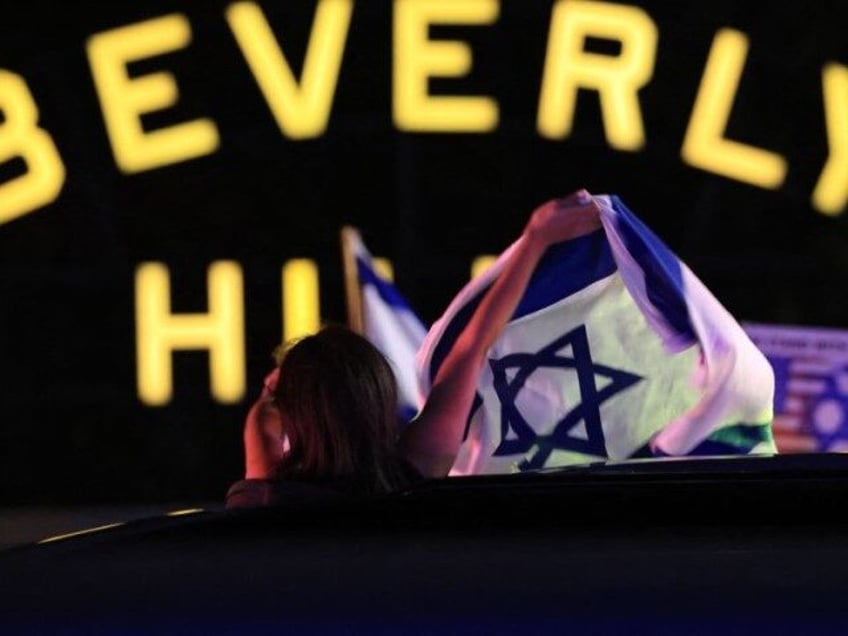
[{"left": 272, "top": 324, "right": 415, "bottom": 493}]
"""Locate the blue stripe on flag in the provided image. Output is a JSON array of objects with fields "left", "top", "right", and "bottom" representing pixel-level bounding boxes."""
[
  {"left": 610, "top": 196, "right": 695, "bottom": 342},
  {"left": 356, "top": 256, "right": 413, "bottom": 310},
  {"left": 513, "top": 228, "right": 617, "bottom": 319},
  {"left": 428, "top": 229, "right": 616, "bottom": 384}
]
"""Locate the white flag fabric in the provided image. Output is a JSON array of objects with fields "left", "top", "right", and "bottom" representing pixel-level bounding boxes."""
[
  {"left": 417, "top": 195, "right": 777, "bottom": 475},
  {"left": 348, "top": 232, "right": 428, "bottom": 423}
]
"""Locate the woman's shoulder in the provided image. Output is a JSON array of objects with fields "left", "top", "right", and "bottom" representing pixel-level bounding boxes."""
[{"left": 226, "top": 460, "right": 426, "bottom": 509}]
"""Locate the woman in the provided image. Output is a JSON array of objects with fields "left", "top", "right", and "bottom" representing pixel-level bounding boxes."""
[{"left": 226, "top": 190, "right": 601, "bottom": 507}]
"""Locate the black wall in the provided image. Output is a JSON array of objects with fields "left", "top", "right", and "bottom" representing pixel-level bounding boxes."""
[{"left": 1, "top": 1, "right": 846, "bottom": 503}]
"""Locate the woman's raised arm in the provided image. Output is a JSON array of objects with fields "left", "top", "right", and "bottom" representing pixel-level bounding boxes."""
[{"left": 400, "top": 190, "right": 602, "bottom": 478}]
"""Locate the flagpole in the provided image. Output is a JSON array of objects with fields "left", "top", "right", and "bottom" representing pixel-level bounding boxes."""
[{"left": 340, "top": 225, "right": 365, "bottom": 335}]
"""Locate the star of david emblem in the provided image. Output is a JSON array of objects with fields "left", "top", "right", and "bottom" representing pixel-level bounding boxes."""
[{"left": 489, "top": 324, "right": 642, "bottom": 470}]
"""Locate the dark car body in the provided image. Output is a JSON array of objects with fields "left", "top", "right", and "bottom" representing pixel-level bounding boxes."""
[{"left": 2, "top": 453, "right": 848, "bottom": 634}]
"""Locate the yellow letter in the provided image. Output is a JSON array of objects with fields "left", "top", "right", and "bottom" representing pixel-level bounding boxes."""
[
  {"left": 136, "top": 261, "right": 245, "bottom": 405},
  {"left": 373, "top": 257, "right": 394, "bottom": 282},
  {"left": 471, "top": 254, "right": 496, "bottom": 279},
  {"left": 681, "top": 28, "right": 786, "bottom": 188},
  {"left": 394, "top": 0, "right": 499, "bottom": 132},
  {"left": 812, "top": 63, "right": 848, "bottom": 216},
  {"left": 537, "top": 0, "right": 657, "bottom": 150},
  {"left": 0, "top": 71, "right": 65, "bottom": 225},
  {"left": 87, "top": 14, "right": 220, "bottom": 173},
  {"left": 227, "top": 0, "right": 353, "bottom": 139},
  {"left": 282, "top": 259, "right": 321, "bottom": 342}
]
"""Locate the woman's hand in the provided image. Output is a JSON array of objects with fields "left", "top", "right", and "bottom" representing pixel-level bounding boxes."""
[
  {"left": 261, "top": 367, "right": 279, "bottom": 400},
  {"left": 524, "top": 189, "right": 602, "bottom": 248},
  {"left": 243, "top": 366, "right": 286, "bottom": 479}
]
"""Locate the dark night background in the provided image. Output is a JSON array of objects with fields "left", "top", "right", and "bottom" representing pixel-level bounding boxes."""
[{"left": 0, "top": 1, "right": 846, "bottom": 505}]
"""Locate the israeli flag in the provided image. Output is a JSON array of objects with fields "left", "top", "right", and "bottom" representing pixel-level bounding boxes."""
[
  {"left": 417, "top": 195, "right": 777, "bottom": 475},
  {"left": 347, "top": 231, "right": 428, "bottom": 424}
]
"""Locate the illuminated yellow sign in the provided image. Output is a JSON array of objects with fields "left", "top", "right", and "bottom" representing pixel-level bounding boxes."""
[
  {"left": 0, "top": 0, "right": 844, "bottom": 224},
  {"left": 1, "top": 1, "right": 844, "bottom": 406},
  {"left": 538, "top": 0, "right": 657, "bottom": 150},
  {"left": 681, "top": 29, "right": 787, "bottom": 189},
  {"left": 393, "top": 0, "right": 499, "bottom": 132},
  {"left": 282, "top": 259, "right": 321, "bottom": 343},
  {"left": 226, "top": 0, "right": 353, "bottom": 138},
  {"left": 135, "top": 261, "right": 245, "bottom": 405},
  {"left": 86, "top": 14, "right": 220, "bottom": 173},
  {"left": 134, "top": 256, "right": 491, "bottom": 404},
  {"left": 471, "top": 254, "right": 496, "bottom": 279},
  {"left": 0, "top": 71, "right": 65, "bottom": 224},
  {"left": 813, "top": 63, "right": 848, "bottom": 216}
]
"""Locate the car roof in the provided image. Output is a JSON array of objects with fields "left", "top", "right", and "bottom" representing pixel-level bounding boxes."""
[{"left": 2, "top": 452, "right": 848, "bottom": 634}]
